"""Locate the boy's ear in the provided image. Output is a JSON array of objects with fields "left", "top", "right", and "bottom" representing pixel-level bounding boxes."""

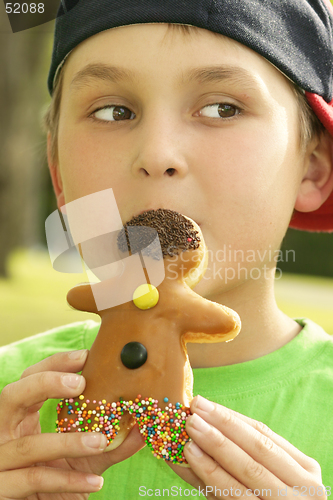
[
  {"left": 295, "top": 131, "right": 333, "bottom": 213},
  {"left": 47, "top": 132, "right": 65, "bottom": 210}
]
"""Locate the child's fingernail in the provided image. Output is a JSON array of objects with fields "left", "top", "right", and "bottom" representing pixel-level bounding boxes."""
[
  {"left": 190, "top": 413, "right": 211, "bottom": 433},
  {"left": 195, "top": 395, "right": 214, "bottom": 412},
  {"left": 69, "top": 349, "right": 88, "bottom": 360},
  {"left": 62, "top": 374, "right": 84, "bottom": 389},
  {"left": 186, "top": 441, "right": 203, "bottom": 457},
  {"left": 86, "top": 475, "right": 104, "bottom": 489},
  {"left": 82, "top": 433, "right": 107, "bottom": 450}
]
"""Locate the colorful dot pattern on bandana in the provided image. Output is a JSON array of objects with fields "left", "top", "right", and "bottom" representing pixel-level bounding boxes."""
[{"left": 56, "top": 394, "right": 191, "bottom": 464}]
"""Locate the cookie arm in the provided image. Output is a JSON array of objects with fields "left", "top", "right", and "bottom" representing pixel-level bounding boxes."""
[
  {"left": 67, "top": 283, "right": 98, "bottom": 314},
  {"left": 180, "top": 291, "right": 241, "bottom": 343}
]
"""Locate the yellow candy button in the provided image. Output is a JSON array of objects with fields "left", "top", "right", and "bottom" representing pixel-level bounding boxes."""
[{"left": 133, "top": 284, "right": 159, "bottom": 310}]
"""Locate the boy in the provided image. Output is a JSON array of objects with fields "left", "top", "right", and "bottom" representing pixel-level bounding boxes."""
[{"left": 0, "top": 0, "right": 333, "bottom": 497}]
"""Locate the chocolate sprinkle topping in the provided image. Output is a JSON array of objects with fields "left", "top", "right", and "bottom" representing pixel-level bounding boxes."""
[{"left": 117, "top": 209, "right": 201, "bottom": 258}]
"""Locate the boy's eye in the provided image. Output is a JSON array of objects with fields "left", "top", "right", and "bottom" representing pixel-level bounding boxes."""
[
  {"left": 199, "top": 103, "right": 240, "bottom": 119},
  {"left": 92, "top": 105, "right": 136, "bottom": 122}
]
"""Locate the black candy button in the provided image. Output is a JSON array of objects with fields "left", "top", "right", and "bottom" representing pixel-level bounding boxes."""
[{"left": 121, "top": 342, "right": 147, "bottom": 369}]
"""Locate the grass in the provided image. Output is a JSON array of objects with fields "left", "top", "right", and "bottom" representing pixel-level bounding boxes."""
[
  {"left": 274, "top": 273, "right": 333, "bottom": 335},
  {"left": 0, "top": 248, "right": 332, "bottom": 347},
  {"left": 0, "top": 248, "right": 100, "bottom": 347}
]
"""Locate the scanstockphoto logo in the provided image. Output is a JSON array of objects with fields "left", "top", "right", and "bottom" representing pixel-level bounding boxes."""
[
  {"left": 165, "top": 245, "right": 296, "bottom": 284},
  {"left": 165, "top": 244, "right": 296, "bottom": 265},
  {"left": 138, "top": 485, "right": 331, "bottom": 497},
  {"left": 3, "top": 0, "right": 77, "bottom": 33},
  {"left": 45, "top": 188, "right": 295, "bottom": 305},
  {"left": 45, "top": 188, "right": 165, "bottom": 312}
]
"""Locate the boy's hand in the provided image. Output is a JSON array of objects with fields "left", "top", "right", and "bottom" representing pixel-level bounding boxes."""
[
  {"left": 168, "top": 396, "right": 326, "bottom": 500},
  {"left": 0, "top": 350, "right": 145, "bottom": 499}
]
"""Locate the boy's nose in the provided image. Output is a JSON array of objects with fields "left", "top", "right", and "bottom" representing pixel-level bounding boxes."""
[
  {"left": 135, "top": 161, "right": 188, "bottom": 178},
  {"left": 130, "top": 111, "right": 190, "bottom": 179}
]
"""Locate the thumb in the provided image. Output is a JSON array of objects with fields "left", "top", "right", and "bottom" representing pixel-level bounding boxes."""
[
  {"left": 108, "top": 424, "right": 146, "bottom": 464},
  {"left": 92, "top": 424, "right": 146, "bottom": 474},
  {"left": 167, "top": 453, "right": 208, "bottom": 494}
]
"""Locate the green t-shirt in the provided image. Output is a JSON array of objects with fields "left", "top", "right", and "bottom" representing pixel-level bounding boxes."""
[{"left": 0, "top": 318, "right": 333, "bottom": 497}]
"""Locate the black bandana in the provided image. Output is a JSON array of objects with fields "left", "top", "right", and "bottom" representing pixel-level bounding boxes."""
[{"left": 48, "top": 0, "right": 333, "bottom": 100}]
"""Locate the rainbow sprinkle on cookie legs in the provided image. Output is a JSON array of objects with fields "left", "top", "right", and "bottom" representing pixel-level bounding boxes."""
[
  {"left": 56, "top": 395, "right": 124, "bottom": 444},
  {"left": 124, "top": 396, "right": 190, "bottom": 464},
  {"left": 56, "top": 394, "right": 190, "bottom": 464}
]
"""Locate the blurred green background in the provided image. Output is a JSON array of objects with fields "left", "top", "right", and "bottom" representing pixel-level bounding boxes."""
[{"left": 0, "top": 3, "right": 332, "bottom": 347}]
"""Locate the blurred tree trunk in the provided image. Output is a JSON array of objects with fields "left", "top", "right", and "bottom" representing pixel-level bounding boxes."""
[{"left": 0, "top": 7, "right": 51, "bottom": 276}]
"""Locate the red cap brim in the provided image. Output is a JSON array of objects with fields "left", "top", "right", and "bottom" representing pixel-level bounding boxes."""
[
  {"left": 289, "top": 92, "right": 333, "bottom": 233},
  {"left": 289, "top": 0, "right": 333, "bottom": 233},
  {"left": 289, "top": 91, "right": 333, "bottom": 232}
]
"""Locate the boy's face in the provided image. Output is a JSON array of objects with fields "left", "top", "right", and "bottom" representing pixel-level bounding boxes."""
[{"left": 52, "top": 23, "right": 307, "bottom": 297}]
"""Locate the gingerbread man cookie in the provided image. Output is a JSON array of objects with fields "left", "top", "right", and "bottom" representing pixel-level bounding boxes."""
[{"left": 56, "top": 209, "right": 241, "bottom": 465}]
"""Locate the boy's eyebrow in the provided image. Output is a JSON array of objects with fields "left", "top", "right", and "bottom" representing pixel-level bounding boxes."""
[
  {"left": 181, "top": 65, "right": 258, "bottom": 88},
  {"left": 70, "top": 63, "right": 136, "bottom": 89},
  {"left": 70, "top": 63, "right": 259, "bottom": 90}
]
